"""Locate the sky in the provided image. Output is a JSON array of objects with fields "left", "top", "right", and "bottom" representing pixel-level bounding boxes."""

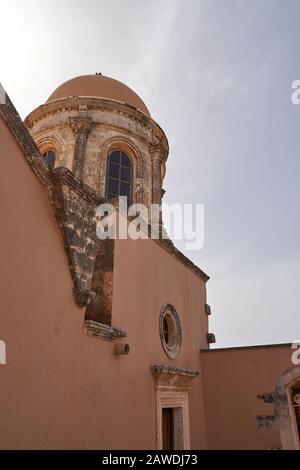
[{"left": 0, "top": 0, "right": 299, "bottom": 347}]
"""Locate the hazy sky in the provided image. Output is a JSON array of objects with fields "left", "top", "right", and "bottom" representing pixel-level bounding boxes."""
[{"left": 1, "top": 0, "right": 299, "bottom": 347}]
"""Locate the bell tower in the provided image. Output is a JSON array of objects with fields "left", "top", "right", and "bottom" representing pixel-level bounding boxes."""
[{"left": 24, "top": 74, "right": 169, "bottom": 214}]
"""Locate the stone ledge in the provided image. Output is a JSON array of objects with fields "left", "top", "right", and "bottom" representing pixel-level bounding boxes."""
[
  {"left": 85, "top": 319, "right": 127, "bottom": 341},
  {"left": 151, "top": 364, "right": 200, "bottom": 378},
  {"left": 151, "top": 365, "right": 200, "bottom": 390}
]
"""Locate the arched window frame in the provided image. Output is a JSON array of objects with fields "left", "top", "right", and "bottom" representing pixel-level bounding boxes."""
[
  {"left": 37, "top": 137, "right": 61, "bottom": 171},
  {"left": 105, "top": 149, "right": 134, "bottom": 205},
  {"left": 275, "top": 366, "right": 300, "bottom": 450},
  {"left": 101, "top": 138, "right": 139, "bottom": 205},
  {"left": 42, "top": 149, "right": 56, "bottom": 170}
]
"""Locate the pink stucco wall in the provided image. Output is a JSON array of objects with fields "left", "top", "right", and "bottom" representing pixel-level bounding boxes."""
[{"left": 0, "top": 115, "right": 208, "bottom": 449}]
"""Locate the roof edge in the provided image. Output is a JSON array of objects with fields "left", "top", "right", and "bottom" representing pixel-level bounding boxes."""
[
  {"left": 201, "top": 342, "right": 292, "bottom": 352},
  {"left": 0, "top": 84, "right": 48, "bottom": 184}
]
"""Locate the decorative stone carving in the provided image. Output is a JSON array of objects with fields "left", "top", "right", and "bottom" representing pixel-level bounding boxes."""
[
  {"left": 84, "top": 319, "right": 127, "bottom": 341},
  {"left": 151, "top": 364, "right": 200, "bottom": 450},
  {"left": 207, "top": 333, "right": 216, "bottom": 344},
  {"left": 256, "top": 366, "right": 300, "bottom": 449},
  {"left": 205, "top": 304, "right": 212, "bottom": 316},
  {"left": 159, "top": 304, "right": 182, "bottom": 359},
  {"left": 275, "top": 366, "right": 300, "bottom": 450},
  {"left": 257, "top": 392, "right": 276, "bottom": 404},
  {"left": 151, "top": 365, "right": 200, "bottom": 381},
  {"left": 69, "top": 117, "right": 93, "bottom": 179},
  {"left": 150, "top": 145, "right": 167, "bottom": 206}
]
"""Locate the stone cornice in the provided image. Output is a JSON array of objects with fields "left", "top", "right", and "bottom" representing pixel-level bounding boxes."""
[
  {"left": 24, "top": 96, "right": 169, "bottom": 155},
  {"left": 151, "top": 365, "right": 200, "bottom": 378},
  {"left": 85, "top": 319, "right": 127, "bottom": 341},
  {"left": 151, "top": 364, "right": 200, "bottom": 389}
]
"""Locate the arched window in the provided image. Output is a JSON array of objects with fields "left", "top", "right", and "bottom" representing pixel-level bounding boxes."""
[
  {"left": 43, "top": 150, "right": 56, "bottom": 170},
  {"left": 106, "top": 150, "right": 132, "bottom": 204}
]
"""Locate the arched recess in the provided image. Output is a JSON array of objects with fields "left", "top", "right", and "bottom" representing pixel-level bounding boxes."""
[
  {"left": 36, "top": 136, "right": 61, "bottom": 155},
  {"left": 100, "top": 137, "right": 142, "bottom": 202},
  {"left": 276, "top": 366, "right": 300, "bottom": 450},
  {"left": 36, "top": 136, "right": 62, "bottom": 169}
]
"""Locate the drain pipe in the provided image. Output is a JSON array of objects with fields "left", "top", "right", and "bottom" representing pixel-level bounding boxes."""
[{"left": 114, "top": 343, "right": 130, "bottom": 355}]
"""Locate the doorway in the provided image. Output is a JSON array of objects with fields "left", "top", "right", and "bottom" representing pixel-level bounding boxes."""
[
  {"left": 162, "top": 408, "right": 174, "bottom": 449},
  {"left": 162, "top": 407, "right": 184, "bottom": 450}
]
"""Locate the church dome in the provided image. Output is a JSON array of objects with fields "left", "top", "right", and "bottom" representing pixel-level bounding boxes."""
[{"left": 46, "top": 74, "right": 150, "bottom": 116}]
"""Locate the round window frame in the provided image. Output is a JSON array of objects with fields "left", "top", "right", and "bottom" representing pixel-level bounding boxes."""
[{"left": 159, "top": 304, "right": 182, "bottom": 359}]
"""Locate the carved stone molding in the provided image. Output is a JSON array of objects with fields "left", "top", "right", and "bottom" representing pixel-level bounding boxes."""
[
  {"left": 257, "top": 392, "right": 276, "bottom": 404},
  {"left": 151, "top": 364, "right": 200, "bottom": 390},
  {"left": 74, "top": 286, "right": 95, "bottom": 308},
  {"left": 69, "top": 117, "right": 94, "bottom": 179},
  {"left": 256, "top": 366, "right": 300, "bottom": 450},
  {"left": 84, "top": 319, "right": 127, "bottom": 341},
  {"left": 152, "top": 364, "right": 200, "bottom": 450},
  {"left": 69, "top": 117, "right": 93, "bottom": 137},
  {"left": 150, "top": 145, "right": 168, "bottom": 163},
  {"left": 24, "top": 96, "right": 165, "bottom": 140},
  {"left": 276, "top": 366, "right": 300, "bottom": 450},
  {"left": 159, "top": 304, "right": 182, "bottom": 359},
  {"left": 205, "top": 304, "right": 212, "bottom": 316},
  {"left": 207, "top": 333, "right": 216, "bottom": 344}
]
